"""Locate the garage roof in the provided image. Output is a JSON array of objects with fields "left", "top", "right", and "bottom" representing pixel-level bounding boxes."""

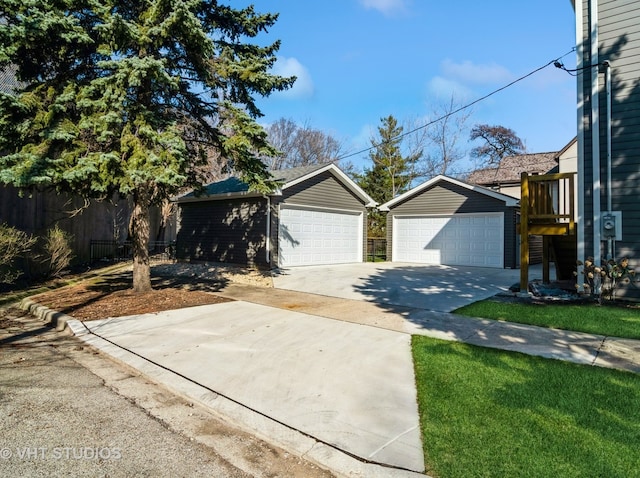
[
  {"left": 379, "top": 175, "right": 519, "bottom": 211},
  {"left": 177, "top": 163, "right": 377, "bottom": 206}
]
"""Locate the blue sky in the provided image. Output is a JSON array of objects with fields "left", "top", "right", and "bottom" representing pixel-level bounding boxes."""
[{"left": 252, "top": 0, "right": 578, "bottom": 173}]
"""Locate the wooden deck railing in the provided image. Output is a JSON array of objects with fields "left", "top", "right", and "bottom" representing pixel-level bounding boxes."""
[{"left": 521, "top": 172, "right": 575, "bottom": 235}]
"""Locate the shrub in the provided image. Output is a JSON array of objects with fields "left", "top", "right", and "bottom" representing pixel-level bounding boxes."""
[
  {"left": 42, "top": 225, "right": 74, "bottom": 279},
  {"left": 576, "top": 256, "right": 636, "bottom": 302},
  {"left": 0, "top": 223, "right": 37, "bottom": 283}
]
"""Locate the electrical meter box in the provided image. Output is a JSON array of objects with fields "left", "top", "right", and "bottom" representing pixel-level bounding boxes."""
[
  {"left": 601, "top": 212, "right": 622, "bottom": 239},
  {"left": 602, "top": 214, "right": 616, "bottom": 238}
]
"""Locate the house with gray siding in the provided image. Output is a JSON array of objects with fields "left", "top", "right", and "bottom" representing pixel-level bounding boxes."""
[
  {"left": 175, "top": 163, "right": 376, "bottom": 268},
  {"left": 379, "top": 175, "right": 520, "bottom": 269},
  {"left": 572, "top": 0, "right": 640, "bottom": 299}
]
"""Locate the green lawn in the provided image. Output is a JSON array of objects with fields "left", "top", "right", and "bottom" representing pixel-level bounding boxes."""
[
  {"left": 453, "top": 299, "right": 640, "bottom": 339},
  {"left": 412, "top": 336, "right": 640, "bottom": 478}
]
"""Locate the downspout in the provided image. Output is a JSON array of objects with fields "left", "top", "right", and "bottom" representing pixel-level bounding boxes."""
[
  {"left": 604, "top": 60, "right": 613, "bottom": 259},
  {"left": 265, "top": 196, "right": 271, "bottom": 265},
  {"left": 590, "top": 0, "right": 602, "bottom": 262}
]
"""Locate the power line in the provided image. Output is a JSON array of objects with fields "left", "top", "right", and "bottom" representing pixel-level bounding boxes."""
[{"left": 335, "top": 47, "right": 577, "bottom": 163}]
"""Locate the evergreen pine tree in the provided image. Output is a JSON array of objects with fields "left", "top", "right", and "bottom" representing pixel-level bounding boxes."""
[
  {"left": 0, "top": 1, "right": 294, "bottom": 291},
  {"left": 358, "top": 115, "right": 421, "bottom": 236}
]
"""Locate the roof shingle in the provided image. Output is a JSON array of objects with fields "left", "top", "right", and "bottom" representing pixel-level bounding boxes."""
[{"left": 467, "top": 152, "right": 559, "bottom": 185}]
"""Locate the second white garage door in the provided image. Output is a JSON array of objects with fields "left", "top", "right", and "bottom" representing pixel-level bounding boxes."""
[
  {"left": 393, "top": 213, "right": 504, "bottom": 268},
  {"left": 278, "top": 206, "right": 363, "bottom": 267}
]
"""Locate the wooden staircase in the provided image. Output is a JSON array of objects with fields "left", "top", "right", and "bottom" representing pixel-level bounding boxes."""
[{"left": 520, "top": 172, "right": 577, "bottom": 292}]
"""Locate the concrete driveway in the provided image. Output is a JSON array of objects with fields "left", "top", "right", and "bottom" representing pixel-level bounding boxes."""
[
  {"left": 72, "top": 302, "right": 425, "bottom": 475},
  {"left": 273, "top": 262, "right": 531, "bottom": 313}
]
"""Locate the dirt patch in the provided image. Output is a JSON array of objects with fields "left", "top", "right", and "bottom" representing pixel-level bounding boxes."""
[
  {"left": 28, "top": 262, "right": 272, "bottom": 321},
  {"left": 31, "top": 285, "right": 231, "bottom": 321}
]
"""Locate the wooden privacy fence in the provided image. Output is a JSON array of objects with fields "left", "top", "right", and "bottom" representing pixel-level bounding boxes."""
[{"left": 90, "top": 240, "right": 176, "bottom": 263}]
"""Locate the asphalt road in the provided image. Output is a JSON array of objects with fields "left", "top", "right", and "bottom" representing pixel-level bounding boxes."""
[{"left": 0, "top": 305, "right": 335, "bottom": 478}]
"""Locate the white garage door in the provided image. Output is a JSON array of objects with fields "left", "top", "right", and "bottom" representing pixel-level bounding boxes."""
[
  {"left": 393, "top": 213, "right": 504, "bottom": 268},
  {"left": 278, "top": 206, "right": 362, "bottom": 267}
]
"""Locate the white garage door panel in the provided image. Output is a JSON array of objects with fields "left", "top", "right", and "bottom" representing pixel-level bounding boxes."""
[
  {"left": 279, "top": 207, "right": 362, "bottom": 267},
  {"left": 393, "top": 214, "right": 504, "bottom": 268}
]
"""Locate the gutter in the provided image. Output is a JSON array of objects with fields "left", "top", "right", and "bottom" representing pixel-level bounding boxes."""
[{"left": 175, "top": 191, "right": 265, "bottom": 204}]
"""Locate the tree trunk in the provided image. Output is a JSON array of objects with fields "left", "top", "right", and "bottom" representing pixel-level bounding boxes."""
[{"left": 130, "top": 189, "right": 152, "bottom": 293}]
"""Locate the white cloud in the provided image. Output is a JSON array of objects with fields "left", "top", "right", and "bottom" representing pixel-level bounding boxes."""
[
  {"left": 358, "top": 0, "right": 409, "bottom": 16},
  {"left": 424, "top": 60, "right": 514, "bottom": 104},
  {"left": 441, "top": 59, "right": 513, "bottom": 85},
  {"left": 427, "top": 76, "right": 474, "bottom": 101},
  {"left": 272, "top": 57, "right": 314, "bottom": 99}
]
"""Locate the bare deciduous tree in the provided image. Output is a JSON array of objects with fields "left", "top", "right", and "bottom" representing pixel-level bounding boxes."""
[
  {"left": 265, "top": 118, "right": 345, "bottom": 169},
  {"left": 469, "top": 124, "right": 526, "bottom": 166},
  {"left": 395, "top": 95, "right": 473, "bottom": 182},
  {"left": 423, "top": 96, "right": 473, "bottom": 177}
]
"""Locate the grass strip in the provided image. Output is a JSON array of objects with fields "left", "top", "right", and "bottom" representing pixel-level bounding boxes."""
[
  {"left": 412, "top": 336, "right": 640, "bottom": 478},
  {"left": 454, "top": 299, "right": 640, "bottom": 339}
]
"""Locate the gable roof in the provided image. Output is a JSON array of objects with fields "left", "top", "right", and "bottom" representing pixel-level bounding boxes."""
[
  {"left": 177, "top": 162, "right": 377, "bottom": 207},
  {"left": 557, "top": 136, "right": 577, "bottom": 158},
  {"left": 379, "top": 174, "right": 519, "bottom": 211},
  {"left": 467, "top": 151, "right": 559, "bottom": 186}
]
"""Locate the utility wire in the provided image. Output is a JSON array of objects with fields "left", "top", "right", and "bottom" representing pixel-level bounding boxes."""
[{"left": 336, "top": 47, "right": 577, "bottom": 163}]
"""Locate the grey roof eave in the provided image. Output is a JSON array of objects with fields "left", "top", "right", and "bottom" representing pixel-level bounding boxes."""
[
  {"left": 379, "top": 174, "right": 519, "bottom": 211},
  {"left": 174, "top": 190, "right": 272, "bottom": 203}
]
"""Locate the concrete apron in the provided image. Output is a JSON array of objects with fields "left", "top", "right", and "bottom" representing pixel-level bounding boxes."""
[
  {"left": 272, "top": 262, "right": 528, "bottom": 313},
  {"left": 70, "top": 301, "right": 425, "bottom": 475}
]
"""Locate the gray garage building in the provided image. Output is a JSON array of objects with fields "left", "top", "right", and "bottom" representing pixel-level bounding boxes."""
[
  {"left": 175, "top": 163, "right": 376, "bottom": 268},
  {"left": 379, "top": 175, "right": 520, "bottom": 269}
]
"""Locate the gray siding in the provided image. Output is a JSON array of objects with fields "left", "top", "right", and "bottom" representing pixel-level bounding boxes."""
[
  {"left": 176, "top": 197, "right": 268, "bottom": 266},
  {"left": 279, "top": 170, "right": 366, "bottom": 209},
  {"left": 580, "top": 0, "right": 640, "bottom": 299},
  {"left": 528, "top": 236, "right": 544, "bottom": 266},
  {"left": 385, "top": 182, "right": 519, "bottom": 268},
  {"left": 271, "top": 170, "right": 369, "bottom": 265},
  {"left": 386, "top": 183, "right": 504, "bottom": 215},
  {"left": 505, "top": 208, "right": 520, "bottom": 268}
]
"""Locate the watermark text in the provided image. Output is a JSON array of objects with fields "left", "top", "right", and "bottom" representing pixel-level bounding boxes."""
[{"left": 0, "top": 446, "right": 121, "bottom": 461}]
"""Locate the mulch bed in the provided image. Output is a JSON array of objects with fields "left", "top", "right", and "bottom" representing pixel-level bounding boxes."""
[{"left": 28, "top": 269, "right": 233, "bottom": 321}]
